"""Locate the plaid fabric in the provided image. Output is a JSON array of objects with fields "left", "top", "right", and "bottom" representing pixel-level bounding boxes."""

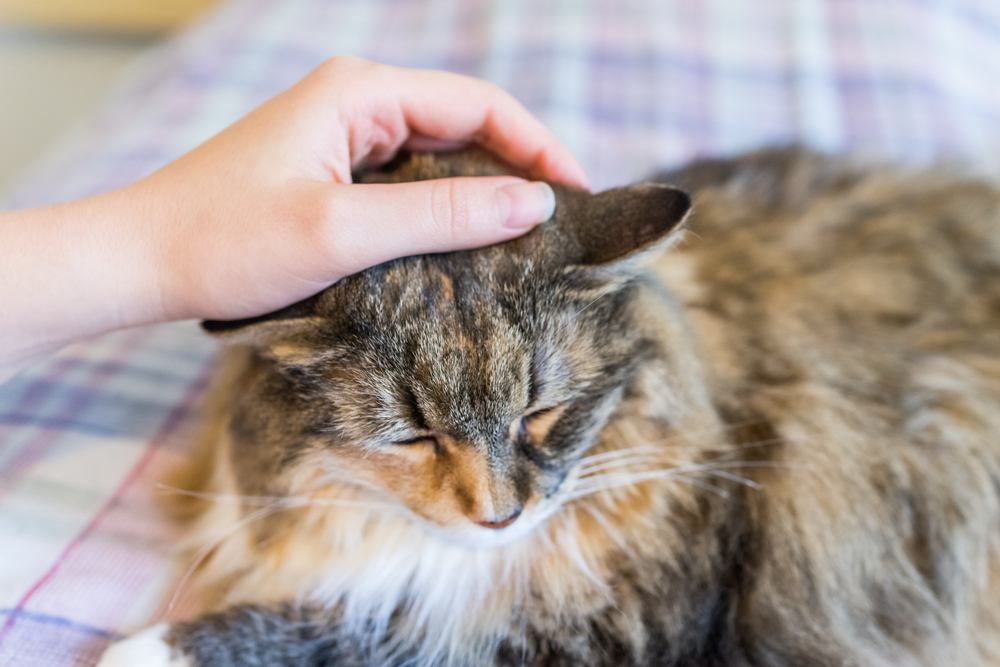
[{"left": 2, "top": 1, "right": 999, "bottom": 664}]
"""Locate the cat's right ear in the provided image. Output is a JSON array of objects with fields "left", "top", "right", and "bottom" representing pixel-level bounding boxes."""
[
  {"left": 545, "top": 183, "right": 690, "bottom": 301},
  {"left": 566, "top": 183, "right": 692, "bottom": 270},
  {"left": 201, "top": 295, "right": 324, "bottom": 362}
]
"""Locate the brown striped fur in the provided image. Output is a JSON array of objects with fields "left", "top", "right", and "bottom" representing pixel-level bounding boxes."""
[{"left": 107, "top": 148, "right": 1000, "bottom": 667}]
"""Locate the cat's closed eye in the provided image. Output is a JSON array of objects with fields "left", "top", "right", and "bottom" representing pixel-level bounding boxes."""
[
  {"left": 395, "top": 435, "right": 438, "bottom": 447},
  {"left": 515, "top": 404, "right": 568, "bottom": 445}
]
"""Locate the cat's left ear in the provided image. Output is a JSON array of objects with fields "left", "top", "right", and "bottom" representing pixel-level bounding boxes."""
[
  {"left": 563, "top": 183, "right": 692, "bottom": 271},
  {"left": 201, "top": 295, "right": 324, "bottom": 364}
]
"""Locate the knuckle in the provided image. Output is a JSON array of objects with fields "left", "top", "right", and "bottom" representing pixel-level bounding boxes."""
[
  {"left": 305, "top": 188, "right": 357, "bottom": 277},
  {"left": 310, "top": 57, "right": 396, "bottom": 111},
  {"left": 477, "top": 77, "right": 506, "bottom": 99},
  {"left": 313, "top": 55, "right": 374, "bottom": 85},
  {"left": 295, "top": 186, "right": 340, "bottom": 257},
  {"left": 430, "top": 179, "right": 473, "bottom": 242},
  {"left": 477, "top": 79, "right": 514, "bottom": 110},
  {"left": 318, "top": 190, "right": 347, "bottom": 247},
  {"left": 322, "top": 54, "right": 370, "bottom": 72}
]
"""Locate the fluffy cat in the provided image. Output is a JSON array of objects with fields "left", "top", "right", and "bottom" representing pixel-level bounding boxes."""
[{"left": 100, "top": 148, "right": 1000, "bottom": 667}]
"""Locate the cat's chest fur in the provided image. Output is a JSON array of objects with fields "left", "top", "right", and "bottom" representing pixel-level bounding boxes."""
[{"left": 185, "top": 439, "right": 677, "bottom": 664}]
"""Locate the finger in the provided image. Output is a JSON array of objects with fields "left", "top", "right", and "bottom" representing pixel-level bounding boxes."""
[
  {"left": 313, "top": 59, "right": 590, "bottom": 189},
  {"left": 355, "top": 137, "right": 468, "bottom": 171},
  {"left": 321, "top": 176, "right": 556, "bottom": 277},
  {"left": 391, "top": 68, "right": 590, "bottom": 189}
]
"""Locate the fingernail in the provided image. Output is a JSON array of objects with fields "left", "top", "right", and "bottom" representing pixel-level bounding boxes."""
[{"left": 500, "top": 182, "right": 556, "bottom": 229}]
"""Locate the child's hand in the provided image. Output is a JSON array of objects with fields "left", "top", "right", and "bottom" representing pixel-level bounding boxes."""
[{"left": 0, "top": 58, "right": 588, "bottom": 379}]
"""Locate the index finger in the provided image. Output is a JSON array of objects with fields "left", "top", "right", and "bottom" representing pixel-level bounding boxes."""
[{"left": 334, "top": 61, "right": 591, "bottom": 189}]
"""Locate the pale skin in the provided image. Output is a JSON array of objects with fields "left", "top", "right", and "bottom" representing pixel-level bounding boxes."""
[{"left": 0, "top": 57, "right": 589, "bottom": 383}]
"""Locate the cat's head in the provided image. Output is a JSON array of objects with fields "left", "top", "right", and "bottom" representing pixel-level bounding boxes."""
[{"left": 205, "top": 152, "right": 690, "bottom": 548}]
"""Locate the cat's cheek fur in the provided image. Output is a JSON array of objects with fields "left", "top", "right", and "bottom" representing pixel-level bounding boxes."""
[{"left": 98, "top": 624, "right": 191, "bottom": 667}]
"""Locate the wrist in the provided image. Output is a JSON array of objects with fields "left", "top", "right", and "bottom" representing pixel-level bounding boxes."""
[
  {"left": 106, "top": 178, "right": 176, "bottom": 325},
  {"left": 0, "top": 184, "right": 171, "bottom": 377},
  {"left": 75, "top": 183, "right": 171, "bottom": 330},
  {"left": 126, "top": 169, "right": 210, "bottom": 324}
]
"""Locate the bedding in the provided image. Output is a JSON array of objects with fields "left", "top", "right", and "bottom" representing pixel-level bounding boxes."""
[{"left": 2, "top": 1, "right": 999, "bottom": 664}]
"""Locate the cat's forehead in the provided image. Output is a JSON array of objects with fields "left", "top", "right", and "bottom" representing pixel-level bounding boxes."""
[
  {"left": 316, "top": 252, "right": 573, "bottom": 432},
  {"left": 330, "top": 246, "right": 551, "bottom": 332}
]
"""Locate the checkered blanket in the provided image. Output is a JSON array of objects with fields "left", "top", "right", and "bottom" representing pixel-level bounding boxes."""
[{"left": 2, "top": 1, "right": 999, "bottom": 664}]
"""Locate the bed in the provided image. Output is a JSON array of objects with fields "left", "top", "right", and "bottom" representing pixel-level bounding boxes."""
[{"left": 2, "top": 1, "right": 999, "bottom": 664}]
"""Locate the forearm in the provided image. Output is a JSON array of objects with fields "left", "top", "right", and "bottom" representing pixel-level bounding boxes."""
[
  {"left": 0, "top": 60, "right": 585, "bottom": 384},
  {"left": 0, "top": 184, "right": 165, "bottom": 381}
]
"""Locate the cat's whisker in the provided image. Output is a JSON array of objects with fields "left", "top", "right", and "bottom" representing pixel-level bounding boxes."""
[
  {"left": 315, "top": 469, "right": 402, "bottom": 505},
  {"left": 160, "top": 477, "right": 402, "bottom": 618},
  {"left": 564, "top": 469, "right": 731, "bottom": 503},
  {"left": 164, "top": 498, "right": 304, "bottom": 617},
  {"left": 697, "top": 468, "right": 762, "bottom": 489},
  {"left": 578, "top": 452, "right": 787, "bottom": 487},
  {"left": 578, "top": 453, "right": 691, "bottom": 477},
  {"left": 565, "top": 459, "right": 807, "bottom": 501},
  {"left": 729, "top": 437, "right": 785, "bottom": 452},
  {"left": 577, "top": 463, "right": 762, "bottom": 493},
  {"left": 154, "top": 483, "right": 394, "bottom": 511},
  {"left": 576, "top": 419, "right": 781, "bottom": 470},
  {"left": 578, "top": 458, "right": 686, "bottom": 480},
  {"left": 563, "top": 471, "right": 697, "bottom": 501},
  {"left": 291, "top": 498, "right": 395, "bottom": 511},
  {"left": 605, "top": 417, "right": 768, "bottom": 448},
  {"left": 166, "top": 491, "right": 399, "bottom": 618},
  {"left": 577, "top": 451, "right": 674, "bottom": 475},
  {"left": 702, "top": 460, "right": 814, "bottom": 473},
  {"left": 573, "top": 293, "right": 609, "bottom": 317},
  {"left": 607, "top": 427, "right": 783, "bottom": 455},
  {"left": 577, "top": 437, "right": 712, "bottom": 466},
  {"left": 579, "top": 508, "right": 626, "bottom": 556},
  {"left": 156, "top": 483, "right": 306, "bottom": 506},
  {"left": 576, "top": 448, "right": 643, "bottom": 467},
  {"left": 592, "top": 459, "right": 767, "bottom": 488},
  {"left": 659, "top": 472, "right": 733, "bottom": 499}
]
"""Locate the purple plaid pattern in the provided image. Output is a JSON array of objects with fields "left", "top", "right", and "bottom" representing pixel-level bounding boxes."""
[{"left": 2, "top": 1, "right": 1000, "bottom": 664}]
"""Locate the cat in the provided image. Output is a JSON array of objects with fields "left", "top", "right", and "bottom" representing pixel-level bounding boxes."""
[{"left": 99, "top": 148, "right": 1000, "bottom": 667}]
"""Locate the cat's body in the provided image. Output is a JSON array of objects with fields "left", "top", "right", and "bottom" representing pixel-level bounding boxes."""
[{"left": 100, "top": 149, "right": 1000, "bottom": 667}]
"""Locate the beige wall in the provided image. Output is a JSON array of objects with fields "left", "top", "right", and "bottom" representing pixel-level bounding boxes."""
[
  {"left": 0, "top": 36, "right": 149, "bottom": 192},
  {"left": 0, "top": 0, "right": 218, "bottom": 192},
  {"left": 0, "top": 0, "right": 215, "bottom": 33}
]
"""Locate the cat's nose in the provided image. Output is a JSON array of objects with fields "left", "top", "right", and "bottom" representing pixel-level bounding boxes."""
[{"left": 476, "top": 508, "right": 522, "bottom": 530}]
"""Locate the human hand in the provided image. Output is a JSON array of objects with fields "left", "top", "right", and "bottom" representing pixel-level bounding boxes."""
[
  {"left": 130, "top": 56, "right": 589, "bottom": 321},
  {"left": 0, "top": 58, "right": 588, "bottom": 380}
]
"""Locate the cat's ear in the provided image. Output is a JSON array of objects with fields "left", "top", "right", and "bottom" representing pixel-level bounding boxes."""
[
  {"left": 201, "top": 296, "right": 324, "bottom": 363},
  {"left": 566, "top": 183, "right": 692, "bottom": 270}
]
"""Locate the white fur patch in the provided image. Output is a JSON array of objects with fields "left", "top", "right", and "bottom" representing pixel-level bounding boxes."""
[
  {"left": 98, "top": 624, "right": 190, "bottom": 667},
  {"left": 310, "top": 504, "right": 615, "bottom": 665},
  {"left": 187, "top": 482, "right": 612, "bottom": 666}
]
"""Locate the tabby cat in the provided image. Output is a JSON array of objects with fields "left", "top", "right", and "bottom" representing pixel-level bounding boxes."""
[{"left": 100, "top": 148, "right": 1000, "bottom": 667}]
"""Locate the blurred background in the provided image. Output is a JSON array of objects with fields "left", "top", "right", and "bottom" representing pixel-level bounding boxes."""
[
  {"left": 0, "top": 0, "right": 215, "bottom": 189},
  {"left": 2, "top": 3, "right": 1000, "bottom": 665},
  {"left": 0, "top": 0, "right": 1000, "bottom": 205},
  {"left": 3, "top": 0, "right": 999, "bottom": 201}
]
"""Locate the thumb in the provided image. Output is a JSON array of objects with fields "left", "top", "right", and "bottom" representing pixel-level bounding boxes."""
[{"left": 321, "top": 176, "right": 556, "bottom": 275}]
